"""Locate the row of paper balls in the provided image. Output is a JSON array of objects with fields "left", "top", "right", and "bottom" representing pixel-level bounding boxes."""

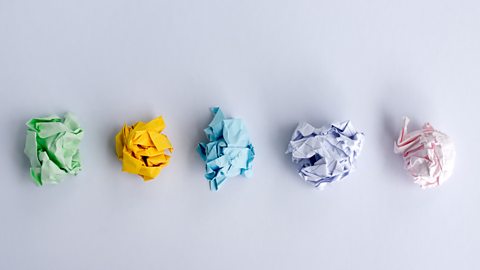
[{"left": 24, "top": 107, "right": 456, "bottom": 190}]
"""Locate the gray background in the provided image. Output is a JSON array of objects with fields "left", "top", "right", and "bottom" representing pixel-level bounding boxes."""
[{"left": 0, "top": 0, "right": 479, "bottom": 269}]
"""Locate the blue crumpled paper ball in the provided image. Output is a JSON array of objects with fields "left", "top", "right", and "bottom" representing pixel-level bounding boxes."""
[
  {"left": 197, "top": 107, "right": 255, "bottom": 191},
  {"left": 286, "top": 121, "right": 364, "bottom": 189}
]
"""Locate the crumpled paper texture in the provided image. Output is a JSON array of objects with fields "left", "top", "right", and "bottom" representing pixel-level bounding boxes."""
[
  {"left": 24, "top": 113, "right": 83, "bottom": 185},
  {"left": 394, "top": 117, "right": 456, "bottom": 188},
  {"left": 115, "top": 116, "right": 173, "bottom": 181},
  {"left": 286, "top": 121, "right": 364, "bottom": 189},
  {"left": 197, "top": 107, "right": 255, "bottom": 191}
]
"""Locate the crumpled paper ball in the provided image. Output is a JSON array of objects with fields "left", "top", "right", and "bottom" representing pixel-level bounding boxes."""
[
  {"left": 115, "top": 116, "right": 173, "bottom": 181},
  {"left": 197, "top": 107, "right": 255, "bottom": 191},
  {"left": 24, "top": 113, "right": 83, "bottom": 185},
  {"left": 286, "top": 121, "right": 364, "bottom": 189},
  {"left": 394, "top": 117, "right": 456, "bottom": 188}
]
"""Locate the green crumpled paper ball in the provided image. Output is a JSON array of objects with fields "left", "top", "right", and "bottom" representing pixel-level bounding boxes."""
[{"left": 24, "top": 113, "right": 83, "bottom": 185}]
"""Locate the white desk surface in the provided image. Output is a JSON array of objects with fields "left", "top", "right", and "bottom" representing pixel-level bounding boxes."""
[{"left": 1, "top": 1, "right": 479, "bottom": 269}]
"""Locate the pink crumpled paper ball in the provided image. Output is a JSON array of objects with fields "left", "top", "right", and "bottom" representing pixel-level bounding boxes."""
[{"left": 394, "top": 117, "right": 456, "bottom": 189}]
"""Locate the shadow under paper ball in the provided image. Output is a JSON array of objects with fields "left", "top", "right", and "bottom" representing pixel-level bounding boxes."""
[{"left": 12, "top": 116, "right": 31, "bottom": 182}]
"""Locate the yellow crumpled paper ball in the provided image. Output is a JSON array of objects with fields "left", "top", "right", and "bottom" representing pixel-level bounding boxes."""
[{"left": 115, "top": 117, "right": 173, "bottom": 181}]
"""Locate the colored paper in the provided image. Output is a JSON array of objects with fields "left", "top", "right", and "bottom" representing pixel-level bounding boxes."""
[
  {"left": 197, "top": 107, "right": 255, "bottom": 191},
  {"left": 24, "top": 113, "right": 83, "bottom": 185},
  {"left": 286, "top": 121, "right": 364, "bottom": 189},
  {"left": 394, "top": 117, "right": 456, "bottom": 188},
  {"left": 115, "top": 116, "right": 173, "bottom": 181}
]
